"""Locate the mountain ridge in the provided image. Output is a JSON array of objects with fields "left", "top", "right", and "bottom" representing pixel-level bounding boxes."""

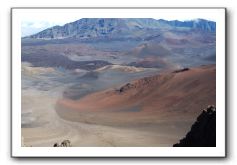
[{"left": 25, "top": 18, "right": 216, "bottom": 40}]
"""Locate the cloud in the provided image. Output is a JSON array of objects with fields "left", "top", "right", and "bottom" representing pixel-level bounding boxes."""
[
  {"left": 21, "top": 21, "right": 53, "bottom": 37},
  {"left": 20, "top": 16, "right": 81, "bottom": 37},
  {"left": 21, "top": 20, "right": 69, "bottom": 37},
  {"left": 22, "top": 21, "right": 53, "bottom": 28}
]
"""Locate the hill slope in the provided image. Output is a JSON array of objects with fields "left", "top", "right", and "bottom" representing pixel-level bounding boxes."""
[{"left": 56, "top": 65, "right": 216, "bottom": 126}]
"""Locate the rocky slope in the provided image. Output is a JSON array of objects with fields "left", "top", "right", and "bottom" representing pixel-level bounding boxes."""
[{"left": 173, "top": 105, "right": 216, "bottom": 147}]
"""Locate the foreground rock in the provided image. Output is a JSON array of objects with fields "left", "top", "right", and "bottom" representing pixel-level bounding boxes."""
[
  {"left": 53, "top": 140, "right": 71, "bottom": 147},
  {"left": 173, "top": 105, "right": 216, "bottom": 147}
]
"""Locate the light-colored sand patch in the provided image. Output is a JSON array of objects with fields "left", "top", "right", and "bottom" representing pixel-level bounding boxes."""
[
  {"left": 96, "top": 65, "right": 145, "bottom": 73},
  {"left": 22, "top": 63, "right": 55, "bottom": 76}
]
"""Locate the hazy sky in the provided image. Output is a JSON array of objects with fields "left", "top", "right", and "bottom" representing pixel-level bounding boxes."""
[{"left": 21, "top": 16, "right": 81, "bottom": 37}]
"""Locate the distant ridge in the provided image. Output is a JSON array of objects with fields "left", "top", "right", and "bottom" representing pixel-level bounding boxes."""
[
  {"left": 158, "top": 19, "right": 216, "bottom": 32},
  {"left": 26, "top": 18, "right": 216, "bottom": 40}
]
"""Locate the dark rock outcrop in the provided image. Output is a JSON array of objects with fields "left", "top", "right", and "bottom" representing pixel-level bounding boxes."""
[
  {"left": 173, "top": 68, "right": 190, "bottom": 73},
  {"left": 173, "top": 105, "right": 216, "bottom": 147},
  {"left": 117, "top": 83, "right": 134, "bottom": 93}
]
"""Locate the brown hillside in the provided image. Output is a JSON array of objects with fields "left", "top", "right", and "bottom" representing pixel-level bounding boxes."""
[{"left": 56, "top": 65, "right": 215, "bottom": 126}]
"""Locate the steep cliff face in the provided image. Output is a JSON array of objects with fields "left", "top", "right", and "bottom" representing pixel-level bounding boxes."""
[{"left": 173, "top": 105, "right": 216, "bottom": 147}]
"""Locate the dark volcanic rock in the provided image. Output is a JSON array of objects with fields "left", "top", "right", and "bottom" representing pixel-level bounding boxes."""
[
  {"left": 172, "top": 68, "right": 190, "bottom": 73},
  {"left": 117, "top": 83, "right": 134, "bottom": 93},
  {"left": 173, "top": 105, "right": 216, "bottom": 147},
  {"left": 22, "top": 53, "right": 111, "bottom": 71}
]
